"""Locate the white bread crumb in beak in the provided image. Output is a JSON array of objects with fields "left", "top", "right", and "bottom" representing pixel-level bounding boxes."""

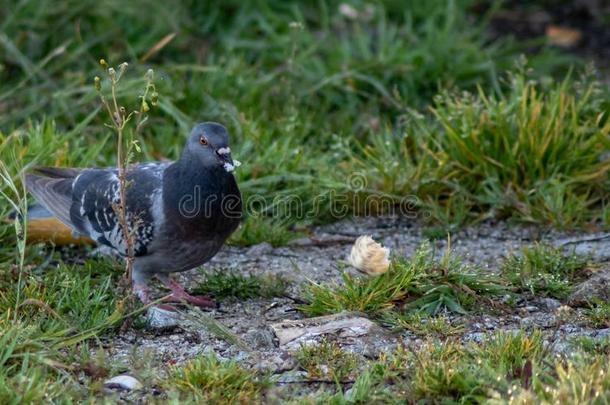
[
  {"left": 348, "top": 235, "right": 390, "bottom": 276},
  {"left": 223, "top": 159, "right": 241, "bottom": 173}
]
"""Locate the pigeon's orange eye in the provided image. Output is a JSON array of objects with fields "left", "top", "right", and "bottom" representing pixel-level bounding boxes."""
[{"left": 199, "top": 136, "right": 208, "bottom": 146}]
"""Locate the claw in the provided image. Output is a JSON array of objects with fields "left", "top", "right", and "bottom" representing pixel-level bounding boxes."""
[
  {"left": 166, "top": 293, "right": 216, "bottom": 308},
  {"left": 160, "top": 277, "right": 216, "bottom": 308}
]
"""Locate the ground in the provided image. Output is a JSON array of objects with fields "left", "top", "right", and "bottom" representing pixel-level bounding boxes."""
[
  {"left": 97, "top": 216, "right": 610, "bottom": 403},
  {"left": 2, "top": 1, "right": 610, "bottom": 403}
]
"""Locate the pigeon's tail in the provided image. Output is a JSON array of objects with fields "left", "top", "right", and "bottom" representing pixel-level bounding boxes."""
[
  {"left": 8, "top": 203, "right": 54, "bottom": 221},
  {"left": 6, "top": 203, "right": 93, "bottom": 245},
  {"left": 25, "top": 171, "right": 76, "bottom": 231}
]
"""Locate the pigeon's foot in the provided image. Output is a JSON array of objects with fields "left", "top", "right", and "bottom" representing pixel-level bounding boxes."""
[
  {"left": 134, "top": 282, "right": 177, "bottom": 311},
  {"left": 167, "top": 292, "right": 216, "bottom": 308},
  {"left": 134, "top": 282, "right": 151, "bottom": 304},
  {"left": 162, "top": 277, "right": 216, "bottom": 309}
]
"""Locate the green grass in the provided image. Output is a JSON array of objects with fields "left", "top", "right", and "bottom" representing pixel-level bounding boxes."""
[
  {"left": 295, "top": 339, "right": 359, "bottom": 383},
  {"left": 428, "top": 71, "right": 610, "bottom": 227},
  {"left": 0, "top": 237, "right": 155, "bottom": 404},
  {"left": 584, "top": 299, "right": 610, "bottom": 329},
  {"left": 193, "top": 269, "right": 289, "bottom": 300},
  {"left": 228, "top": 216, "right": 303, "bottom": 247},
  {"left": 288, "top": 330, "right": 610, "bottom": 404},
  {"left": 0, "top": 257, "right": 122, "bottom": 329},
  {"left": 502, "top": 243, "right": 590, "bottom": 299},
  {"left": 0, "top": 1, "right": 516, "bottom": 128},
  {"left": 569, "top": 336, "right": 610, "bottom": 357},
  {"left": 0, "top": 322, "right": 83, "bottom": 404},
  {"left": 382, "top": 311, "right": 465, "bottom": 338},
  {"left": 345, "top": 70, "right": 610, "bottom": 228},
  {"left": 0, "top": 258, "right": 129, "bottom": 404},
  {"left": 302, "top": 241, "right": 505, "bottom": 317},
  {"left": 167, "top": 352, "right": 270, "bottom": 404},
  {"left": 403, "top": 330, "right": 545, "bottom": 402},
  {"left": 292, "top": 330, "right": 610, "bottom": 404},
  {"left": 301, "top": 253, "right": 420, "bottom": 316},
  {"left": 1, "top": 0, "right": 593, "bottom": 231}
]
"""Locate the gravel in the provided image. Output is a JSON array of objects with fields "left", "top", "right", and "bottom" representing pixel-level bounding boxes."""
[{"left": 102, "top": 217, "right": 610, "bottom": 396}]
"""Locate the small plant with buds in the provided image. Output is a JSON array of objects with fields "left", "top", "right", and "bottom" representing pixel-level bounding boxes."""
[{"left": 94, "top": 59, "right": 157, "bottom": 290}]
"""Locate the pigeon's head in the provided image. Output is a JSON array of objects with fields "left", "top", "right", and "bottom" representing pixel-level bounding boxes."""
[{"left": 186, "top": 122, "right": 235, "bottom": 172}]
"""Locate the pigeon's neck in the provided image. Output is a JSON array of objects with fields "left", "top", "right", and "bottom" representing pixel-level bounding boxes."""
[{"left": 162, "top": 156, "right": 241, "bottom": 226}]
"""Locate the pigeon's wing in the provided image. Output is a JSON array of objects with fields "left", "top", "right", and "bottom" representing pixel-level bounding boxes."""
[
  {"left": 32, "top": 166, "right": 83, "bottom": 179},
  {"left": 25, "top": 173, "right": 77, "bottom": 229},
  {"left": 26, "top": 163, "right": 169, "bottom": 256},
  {"left": 69, "top": 163, "right": 168, "bottom": 255}
]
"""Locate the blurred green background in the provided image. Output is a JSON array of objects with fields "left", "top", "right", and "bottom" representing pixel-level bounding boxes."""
[{"left": 1, "top": 0, "right": 609, "bottom": 238}]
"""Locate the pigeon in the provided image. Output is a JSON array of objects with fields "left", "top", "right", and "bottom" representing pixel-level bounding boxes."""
[{"left": 25, "top": 122, "right": 242, "bottom": 307}]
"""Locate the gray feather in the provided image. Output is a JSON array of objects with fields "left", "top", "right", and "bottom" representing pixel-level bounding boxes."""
[{"left": 25, "top": 174, "right": 75, "bottom": 229}]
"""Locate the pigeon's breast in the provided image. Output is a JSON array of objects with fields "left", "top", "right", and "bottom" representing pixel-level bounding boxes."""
[
  {"left": 153, "top": 167, "right": 241, "bottom": 272},
  {"left": 151, "top": 237, "right": 225, "bottom": 273}
]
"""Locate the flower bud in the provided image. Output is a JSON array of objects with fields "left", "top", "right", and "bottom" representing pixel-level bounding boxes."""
[
  {"left": 118, "top": 62, "right": 128, "bottom": 75},
  {"left": 151, "top": 91, "right": 159, "bottom": 106},
  {"left": 94, "top": 76, "right": 101, "bottom": 91},
  {"left": 99, "top": 59, "right": 107, "bottom": 67},
  {"left": 348, "top": 235, "right": 390, "bottom": 276}
]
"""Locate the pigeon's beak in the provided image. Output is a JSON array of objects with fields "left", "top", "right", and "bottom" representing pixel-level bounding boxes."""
[
  {"left": 216, "top": 147, "right": 239, "bottom": 172},
  {"left": 216, "top": 147, "right": 233, "bottom": 165}
]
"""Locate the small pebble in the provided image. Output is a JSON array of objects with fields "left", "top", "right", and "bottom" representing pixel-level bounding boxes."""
[
  {"left": 246, "top": 242, "right": 273, "bottom": 256},
  {"left": 541, "top": 298, "right": 561, "bottom": 311},
  {"left": 104, "top": 375, "right": 142, "bottom": 391},
  {"left": 471, "top": 322, "right": 483, "bottom": 330},
  {"left": 147, "top": 306, "right": 181, "bottom": 330},
  {"left": 464, "top": 332, "right": 486, "bottom": 343},
  {"left": 245, "top": 329, "right": 276, "bottom": 349},
  {"left": 275, "top": 370, "right": 308, "bottom": 383},
  {"left": 592, "top": 328, "right": 610, "bottom": 339}
]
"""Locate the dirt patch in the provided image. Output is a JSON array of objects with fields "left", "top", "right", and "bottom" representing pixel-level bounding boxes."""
[{"left": 98, "top": 216, "right": 610, "bottom": 400}]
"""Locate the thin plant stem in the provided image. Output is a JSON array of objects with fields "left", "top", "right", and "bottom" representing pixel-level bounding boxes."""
[
  {"left": 0, "top": 162, "right": 28, "bottom": 321},
  {"left": 94, "top": 61, "right": 155, "bottom": 292}
]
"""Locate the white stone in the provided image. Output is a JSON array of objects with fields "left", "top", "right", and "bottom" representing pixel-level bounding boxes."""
[
  {"left": 146, "top": 306, "right": 181, "bottom": 330},
  {"left": 270, "top": 311, "right": 379, "bottom": 349},
  {"left": 104, "top": 375, "right": 142, "bottom": 391}
]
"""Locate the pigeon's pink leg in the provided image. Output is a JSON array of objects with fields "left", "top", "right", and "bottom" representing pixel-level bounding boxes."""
[
  {"left": 133, "top": 268, "right": 157, "bottom": 305},
  {"left": 133, "top": 283, "right": 151, "bottom": 304},
  {"left": 134, "top": 282, "right": 177, "bottom": 311},
  {"left": 158, "top": 275, "right": 215, "bottom": 308}
]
